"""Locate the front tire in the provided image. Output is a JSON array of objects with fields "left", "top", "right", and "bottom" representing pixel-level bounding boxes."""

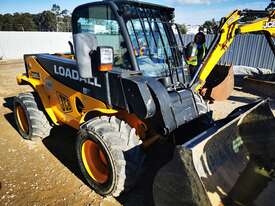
[
  {"left": 13, "top": 92, "right": 52, "bottom": 140},
  {"left": 76, "top": 116, "right": 145, "bottom": 197}
]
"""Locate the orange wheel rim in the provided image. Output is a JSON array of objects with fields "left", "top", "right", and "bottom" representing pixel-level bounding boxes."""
[
  {"left": 81, "top": 139, "right": 110, "bottom": 184},
  {"left": 16, "top": 105, "right": 29, "bottom": 134}
]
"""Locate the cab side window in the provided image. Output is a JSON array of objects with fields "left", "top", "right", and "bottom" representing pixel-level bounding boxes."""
[{"left": 74, "top": 5, "right": 129, "bottom": 69}]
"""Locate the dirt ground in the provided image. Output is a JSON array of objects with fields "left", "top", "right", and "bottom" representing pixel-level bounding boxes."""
[{"left": 0, "top": 62, "right": 274, "bottom": 206}]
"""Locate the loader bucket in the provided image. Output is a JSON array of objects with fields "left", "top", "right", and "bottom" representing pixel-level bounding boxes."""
[{"left": 153, "top": 99, "right": 275, "bottom": 206}]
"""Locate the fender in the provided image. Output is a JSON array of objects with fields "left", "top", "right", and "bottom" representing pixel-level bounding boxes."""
[
  {"left": 80, "top": 109, "right": 147, "bottom": 138},
  {"left": 80, "top": 108, "right": 118, "bottom": 124}
]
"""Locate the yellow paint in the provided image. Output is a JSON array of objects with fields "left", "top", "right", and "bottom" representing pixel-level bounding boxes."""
[
  {"left": 195, "top": 10, "right": 275, "bottom": 91},
  {"left": 79, "top": 108, "right": 118, "bottom": 124},
  {"left": 16, "top": 55, "right": 120, "bottom": 129},
  {"left": 195, "top": 10, "right": 240, "bottom": 91},
  {"left": 239, "top": 17, "right": 275, "bottom": 37},
  {"left": 16, "top": 104, "right": 29, "bottom": 134},
  {"left": 17, "top": 54, "right": 148, "bottom": 136}
]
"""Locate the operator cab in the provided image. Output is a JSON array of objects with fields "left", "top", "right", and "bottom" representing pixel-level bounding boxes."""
[
  {"left": 29, "top": 0, "right": 209, "bottom": 137},
  {"left": 72, "top": 0, "right": 190, "bottom": 90}
]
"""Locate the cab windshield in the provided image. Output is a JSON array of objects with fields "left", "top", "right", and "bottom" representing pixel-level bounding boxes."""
[
  {"left": 72, "top": 3, "right": 187, "bottom": 84},
  {"left": 124, "top": 7, "right": 185, "bottom": 80}
]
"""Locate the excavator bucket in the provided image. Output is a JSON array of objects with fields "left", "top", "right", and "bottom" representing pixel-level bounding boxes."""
[
  {"left": 153, "top": 99, "right": 275, "bottom": 206},
  {"left": 201, "top": 65, "right": 234, "bottom": 101}
]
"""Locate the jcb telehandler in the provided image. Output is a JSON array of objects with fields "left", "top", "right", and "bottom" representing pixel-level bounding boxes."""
[{"left": 14, "top": 0, "right": 275, "bottom": 205}]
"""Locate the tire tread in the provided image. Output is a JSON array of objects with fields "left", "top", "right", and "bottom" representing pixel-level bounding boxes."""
[
  {"left": 78, "top": 116, "right": 145, "bottom": 197},
  {"left": 14, "top": 92, "right": 52, "bottom": 140}
]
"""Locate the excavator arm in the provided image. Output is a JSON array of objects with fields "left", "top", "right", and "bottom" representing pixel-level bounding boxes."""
[{"left": 191, "top": 9, "right": 275, "bottom": 92}]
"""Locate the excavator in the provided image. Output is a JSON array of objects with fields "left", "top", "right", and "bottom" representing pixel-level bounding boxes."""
[
  {"left": 154, "top": 3, "right": 275, "bottom": 206},
  {"left": 13, "top": 0, "right": 275, "bottom": 205}
]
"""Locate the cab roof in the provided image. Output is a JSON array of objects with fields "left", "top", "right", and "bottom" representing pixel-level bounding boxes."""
[{"left": 73, "top": 0, "right": 175, "bottom": 14}]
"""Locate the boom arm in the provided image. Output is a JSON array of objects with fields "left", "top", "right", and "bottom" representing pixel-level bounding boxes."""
[{"left": 191, "top": 9, "right": 275, "bottom": 91}]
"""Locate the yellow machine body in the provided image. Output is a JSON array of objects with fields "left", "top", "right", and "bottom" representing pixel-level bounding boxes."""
[
  {"left": 194, "top": 10, "right": 275, "bottom": 92},
  {"left": 17, "top": 55, "right": 146, "bottom": 136},
  {"left": 15, "top": 3, "right": 275, "bottom": 203}
]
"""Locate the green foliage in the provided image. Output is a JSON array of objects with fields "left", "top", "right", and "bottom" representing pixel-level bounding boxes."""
[
  {"left": 0, "top": 14, "right": 14, "bottom": 31},
  {"left": 0, "top": 4, "right": 71, "bottom": 32},
  {"left": 51, "top": 4, "right": 61, "bottom": 15},
  {"left": 178, "top": 24, "right": 187, "bottom": 34},
  {"left": 13, "top": 12, "right": 38, "bottom": 31},
  {"left": 36, "top": 11, "right": 57, "bottom": 31},
  {"left": 266, "top": 1, "right": 274, "bottom": 11},
  {"left": 201, "top": 19, "right": 218, "bottom": 34}
]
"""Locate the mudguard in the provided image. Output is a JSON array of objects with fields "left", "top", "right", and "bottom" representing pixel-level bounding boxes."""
[{"left": 153, "top": 99, "right": 275, "bottom": 206}]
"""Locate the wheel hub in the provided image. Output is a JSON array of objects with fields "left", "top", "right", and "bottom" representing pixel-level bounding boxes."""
[
  {"left": 81, "top": 140, "right": 110, "bottom": 184},
  {"left": 16, "top": 105, "right": 29, "bottom": 134}
]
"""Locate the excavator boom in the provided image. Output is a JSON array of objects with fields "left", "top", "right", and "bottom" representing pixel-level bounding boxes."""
[{"left": 191, "top": 9, "right": 275, "bottom": 92}]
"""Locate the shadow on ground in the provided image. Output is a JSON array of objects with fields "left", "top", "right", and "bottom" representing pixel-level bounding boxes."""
[
  {"left": 2, "top": 96, "right": 175, "bottom": 206},
  {"left": 3, "top": 97, "right": 18, "bottom": 132},
  {"left": 228, "top": 95, "right": 258, "bottom": 104},
  {"left": 229, "top": 88, "right": 275, "bottom": 111},
  {"left": 3, "top": 96, "right": 88, "bottom": 186},
  {"left": 118, "top": 142, "right": 174, "bottom": 206},
  {"left": 42, "top": 126, "right": 89, "bottom": 185}
]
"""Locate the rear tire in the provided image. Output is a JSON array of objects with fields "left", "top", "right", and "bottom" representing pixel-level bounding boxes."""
[
  {"left": 13, "top": 92, "right": 52, "bottom": 140},
  {"left": 76, "top": 116, "right": 145, "bottom": 197}
]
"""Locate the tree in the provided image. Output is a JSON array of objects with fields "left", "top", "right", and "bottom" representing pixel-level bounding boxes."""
[
  {"left": 13, "top": 13, "right": 37, "bottom": 31},
  {"left": 51, "top": 4, "right": 72, "bottom": 32},
  {"left": 61, "top": 9, "right": 69, "bottom": 16},
  {"left": 0, "top": 14, "right": 5, "bottom": 30},
  {"left": 51, "top": 4, "right": 61, "bottom": 15},
  {"left": 178, "top": 24, "right": 187, "bottom": 34},
  {"left": 266, "top": 0, "right": 274, "bottom": 11},
  {"left": 0, "top": 4, "right": 71, "bottom": 32},
  {"left": 201, "top": 19, "right": 218, "bottom": 34},
  {"left": 0, "top": 14, "right": 15, "bottom": 31},
  {"left": 36, "top": 11, "right": 57, "bottom": 31},
  {"left": 58, "top": 9, "right": 71, "bottom": 32},
  {"left": 61, "top": 15, "right": 72, "bottom": 32}
]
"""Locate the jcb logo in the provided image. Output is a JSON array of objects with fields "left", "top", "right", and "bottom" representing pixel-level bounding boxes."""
[
  {"left": 263, "top": 21, "right": 275, "bottom": 29},
  {"left": 57, "top": 93, "right": 72, "bottom": 113}
]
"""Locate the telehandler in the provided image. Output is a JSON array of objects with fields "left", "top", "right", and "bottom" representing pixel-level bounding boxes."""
[{"left": 13, "top": 0, "right": 275, "bottom": 205}]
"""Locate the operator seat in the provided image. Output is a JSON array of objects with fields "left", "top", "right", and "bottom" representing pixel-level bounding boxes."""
[{"left": 73, "top": 33, "right": 97, "bottom": 78}]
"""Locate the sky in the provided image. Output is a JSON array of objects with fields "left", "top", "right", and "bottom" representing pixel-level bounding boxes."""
[{"left": 0, "top": 0, "right": 271, "bottom": 25}]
